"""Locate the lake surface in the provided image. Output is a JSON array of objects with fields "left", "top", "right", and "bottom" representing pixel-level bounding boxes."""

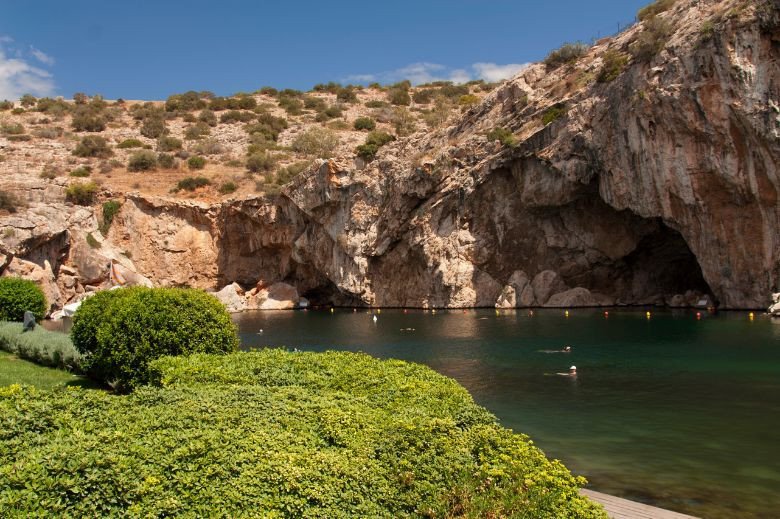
[{"left": 236, "top": 308, "right": 780, "bottom": 519}]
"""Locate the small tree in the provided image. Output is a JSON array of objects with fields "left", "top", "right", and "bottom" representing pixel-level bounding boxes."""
[
  {"left": 140, "top": 117, "right": 167, "bottom": 138},
  {"left": 187, "top": 156, "right": 207, "bottom": 170},
  {"left": 73, "top": 136, "right": 113, "bottom": 158},
  {"left": 246, "top": 152, "right": 276, "bottom": 173},
  {"left": 291, "top": 127, "right": 340, "bottom": 158},
  {"left": 353, "top": 117, "right": 376, "bottom": 131},
  {"left": 128, "top": 150, "right": 158, "bottom": 172}
]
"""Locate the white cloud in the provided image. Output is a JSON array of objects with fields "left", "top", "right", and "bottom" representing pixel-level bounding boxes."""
[
  {"left": 345, "top": 61, "right": 530, "bottom": 86},
  {"left": 30, "top": 46, "right": 55, "bottom": 66},
  {"left": 472, "top": 62, "right": 530, "bottom": 82},
  {"left": 0, "top": 37, "right": 55, "bottom": 100}
]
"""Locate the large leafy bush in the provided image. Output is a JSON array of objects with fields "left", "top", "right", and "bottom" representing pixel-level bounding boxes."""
[
  {"left": 0, "top": 277, "right": 46, "bottom": 322},
  {"left": 0, "top": 350, "right": 605, "bottom": 517},
  {"left": 70, "top": 287, "right": 238, "bottom": 391}
]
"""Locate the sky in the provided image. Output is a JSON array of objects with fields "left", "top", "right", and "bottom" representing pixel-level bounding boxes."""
[{"left": 0, "top": 0, "right": 648, "bottom": 101}]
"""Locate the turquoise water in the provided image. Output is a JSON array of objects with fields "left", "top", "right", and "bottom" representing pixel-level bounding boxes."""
[{"left": 236, "top": 308, "right": 780, "bottom": 519}]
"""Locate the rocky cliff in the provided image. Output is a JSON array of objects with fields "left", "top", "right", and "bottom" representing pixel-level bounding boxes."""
[{"left": 1, "top": 0, "right": 778, "bottom": 312}]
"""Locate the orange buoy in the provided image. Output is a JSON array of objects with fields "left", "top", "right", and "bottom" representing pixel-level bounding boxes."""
[
  {"left": 696, "top": 312, "right": 701, "bottom": 320},
  {"left": 604, "top": 311, "right": 609, "bottom": 318}
]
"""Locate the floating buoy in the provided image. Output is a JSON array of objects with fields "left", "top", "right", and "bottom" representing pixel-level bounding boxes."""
[
  {"left": 496, "top": 309, "right": 500, "bottom": 316},
  {"left": 565, "top": 310, "right": 569, "bottom": 318},
  {"left": 749, "top": 312, "right": 755, "bottom": 321},
  {"left": 330, "top": 308, "right": 334, "bottom": 313},
  {"left": 403, "top": 309, "right": 408, "bottom": 314},
  {"left": 432, "top": 309, "right": 436, "bottom": 315},
  {"left": 377, "top": 309, "right": 381, "bottom": 314},
  {"left": 372, "top": 315, "right": 377, "bottom": 323},
  {"left": 529, "top": 310, "right": 534, "bottom": 317},
  {"left": 646, "top": 311, "right": 651, "bottom": 319},
  {"left": 604, "top": 311, "right": 609, "bottom": 318},
  {"left": 696, "top": 312, "right": 701, "bottom": 320},
  {"left": 353, "top": 308, "right": 356, "bottom": 312}
]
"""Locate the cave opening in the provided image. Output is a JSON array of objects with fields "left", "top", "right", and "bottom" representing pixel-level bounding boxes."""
[{"left": 620, "top": 220, "right": 714, "bottom": 304}]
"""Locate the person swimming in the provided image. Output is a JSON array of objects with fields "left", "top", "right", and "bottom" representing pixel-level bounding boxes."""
[
  {"left": 538, "top": 346, "right": 572, "bottom": 353},
  {"left": 556, "top": 366, "right": 577, "bottom": 377}
]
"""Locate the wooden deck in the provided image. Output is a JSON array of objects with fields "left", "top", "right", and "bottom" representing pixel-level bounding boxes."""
[{"left": 581, "top": 489, "right": 700, "bottom": 519}]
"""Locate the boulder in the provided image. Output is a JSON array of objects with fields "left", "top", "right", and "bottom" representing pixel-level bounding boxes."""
[
  {"left": 259, "top": 282, "right": 299, "bottom": 310},
  {"left": 544, "top": 287, "right": 597, "bottom": 308},
  {"left": 215, "top": 283, "right": 247, "bottom": 313},
  {"left": 531, "top": 270, "right": 567, "bottom": 305}
]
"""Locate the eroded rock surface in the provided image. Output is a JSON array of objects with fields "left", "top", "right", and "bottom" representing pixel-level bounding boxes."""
[{"left": 1, "top": 0, "right": 777, "bottom": 311}]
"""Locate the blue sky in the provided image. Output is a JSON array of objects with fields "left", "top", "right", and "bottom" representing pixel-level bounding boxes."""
[{"left": 0, "top": 0, "right": 647, "bottom": 101}]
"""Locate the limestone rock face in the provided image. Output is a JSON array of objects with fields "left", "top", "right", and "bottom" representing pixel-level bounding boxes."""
[
  {"left": 215, "top": 283, "right": 247, "bottom": 313},
  {"left": 1, "top": 0, "right": 778, "bottom": 311}
]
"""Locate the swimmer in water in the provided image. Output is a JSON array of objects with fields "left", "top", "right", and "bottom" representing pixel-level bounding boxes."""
[
  {"left": 537, "top": 346, "right": 573, "bottom": 353},
  {"left": 556, "top": 366, "right": 577, "bottom": 377}
]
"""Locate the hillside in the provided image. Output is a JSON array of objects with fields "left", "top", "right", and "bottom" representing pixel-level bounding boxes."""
[{"left": 1, "top": 0, "right": 778, "bottom": 313}]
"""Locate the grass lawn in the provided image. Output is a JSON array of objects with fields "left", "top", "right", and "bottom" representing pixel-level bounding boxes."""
[{"left": 0, "top": 350, "right": 94, "bottom": 389}]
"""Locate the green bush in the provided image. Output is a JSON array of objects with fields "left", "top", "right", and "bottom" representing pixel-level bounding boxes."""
[
  {"left": 388, "top": 87, "right": 411, "bottom": 106},
  {"left": 187, "top": 156, "right": 207, "bottom": 170},
  {"left": 116, "top": 138, "right": 144, "bottom": 149},
  {"left": 69, "top": 166, "right": 91, "bottom": 178},
  {"left": 487, "top": 127, "right": 516, "bottom": 147},
  {"left": 33, "top": 126, "right": 64, "bottom": 139},
  {"left": 0, "top": 191, "right": 19, "bottom": 213},
  {"left": 365, "top": 100, "right": 388, "bottom": 108},
  {"left": 219, "top": 110, "right": 256, "bottom": 124},
  {"left": 542, "top": 104, "right": 568, "bottom": 125},
  {"left": 274, "top": 160, "right": 311, "bottom": 185},
  {"left": 156, "top": 136, "right": 182, "bottom": 152},
  {"left": 19, "top": 94, "right": 36, "bottom": 107},
  {"left": 175, "top": 176, "right": 211, "bottom": 192},
  {"left": 140, "top": 117, "right": 167, "bottom": 138},
  {"left": 70, "top": 287, "right": 238, "bottom": 391},
  {"left": 630, "top": 16, "right": 673, "bottom": 61},
  {"left": 355, "top": 130, "right": 396, "bottom": 161},
  {"left": 65, "top": 182, "right": 98, "bottom": 205},
  {"left": 198, "top": 109, "right": 218, "bottom": 126},
  {"left": 0, "top": 123, "right": 24, "bottom": 135},
  {"left": 315, "top": 105, "right": 343, "bottom": 122},
  {"left": 157, "top": 153, "right": 176, "bottom": 169},
  {"left": 291, "top": 127, "right": 340, "bottom": 158},
  {"left": 278, "top": 97, "right": 304, "bottom": 115},
  {"left": 335, "top": 86, "right": 358, "bottom": 103},
  {"left": 0, "top": 322, "right": 80, "bottom": 370},
  {"left": 598, "top": 50, "right": 630, "bottom": 83},
  {"left": 544, "top": 42, "right": 589, "bottom": 69},
  {"left": 412, "top": 89, "right": 434, "bottom": 104},
  {"left": 127, "top": 150, "right": 158, "bottom": 172},
  {"left": 86, "top": 232, "right": 100, "bottom": 249},
  {"left": 638, "top": 0, "right": 676, "bottom": 21},
  {"left": 99, "top": 200, "right": 121, "bottom": 235},
  {"left": 246, "top": 151, "right": 276, "bottom": 173},
  {"left": 184, "top": 122, "right": 211, "bottom": 140},
  {"left": 0, "top": 278, "right": 46, "bottom": 322},
  {"left": 72, "top": 135, "right": 113, "bottom": 158},
  {"left": 353, "top": 116, "right": 376, "bottom": 131},
  {"left": 0, "top": 350, "right": 605, "bottom": 516},
  {"left": 218, "top": 181, "right": 237, "bottom": 194},
  {"left": 71, "top": 108, "right": 106, "bottom": 132},
  {"left": 164, "top": 91, "right": 207, "bottom": 112},
  {"left": 0, "top": 100, "right": 13, "bottom": 110}
]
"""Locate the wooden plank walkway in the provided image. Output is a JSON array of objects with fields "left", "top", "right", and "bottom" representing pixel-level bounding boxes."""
[{"left": 581, "top": 489, "right": 700, "bottom": 519}]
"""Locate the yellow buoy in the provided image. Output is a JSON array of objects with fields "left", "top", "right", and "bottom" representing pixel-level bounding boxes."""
[
  {"left": 749, "top": 312, "right": 755, "bottom": 321},
  {"left": 377, "top": 309, "right": 381, "bottom": 314},
  {"left": 432, "top": 309, "right": 436, "bottom": 315},
  {"left": 330, "top": 308, "right": 334, "bottom": 313},
  {"left": 565, "top": 310, "right": 569, "bottom": 318},
  {"left": 646, "top": 311, "right": 651, "bottom": 319}
]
